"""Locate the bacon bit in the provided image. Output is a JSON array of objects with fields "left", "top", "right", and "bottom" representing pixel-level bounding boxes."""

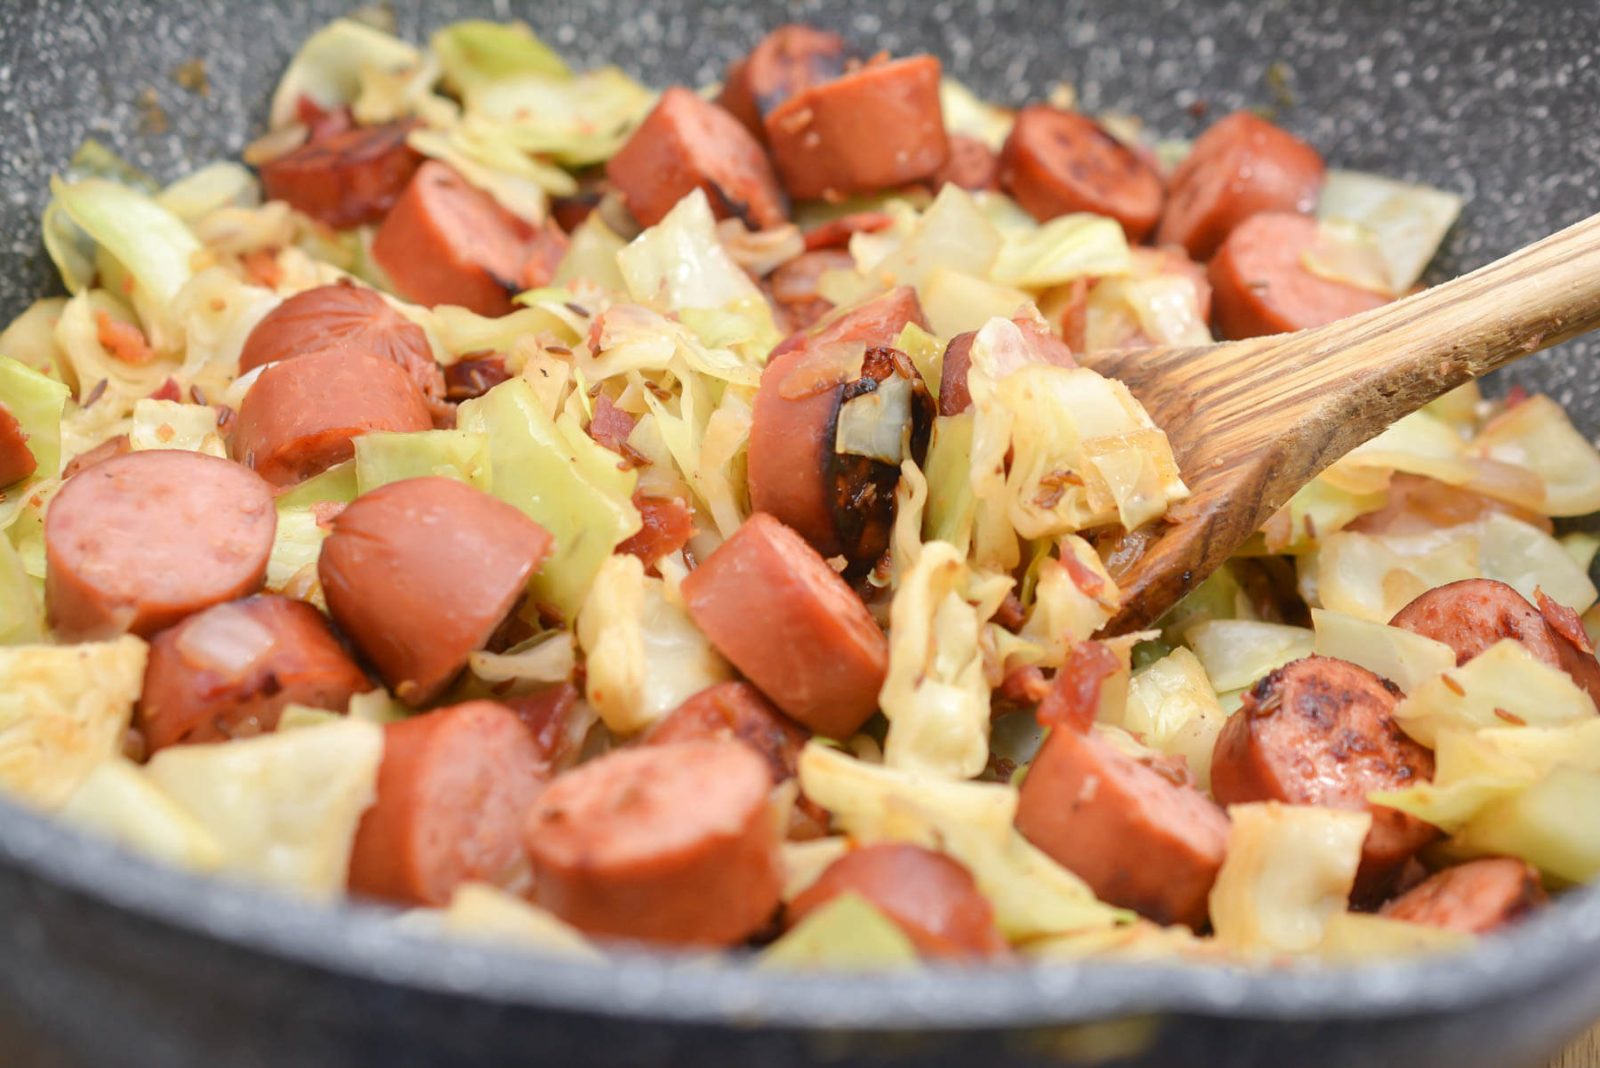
[
  {"left": 1504, "top": 385, "right": 1531, "bottom": 409},
  {"left": 1060, "top": 545, "right": 1109, "bottom": 603},
  {"left": 801, "top": 211, "right": 894, "bottom": 252},
  {"left": 240, "top": 248, "right": 284, "bottom": 290},
  {"left": 997, "top": 665, "right": 1051, "bottom": 707},
  {"left": 1441, "top": 674, "right": 1466, "bottom": 697},
  {"left": 310, "top": 500, "right": 347, "bottom": 531},
  {"left": 617, "top": 442, "right": 653, "bottom": 470},
  {"left": 1536, "top": 587, "right": 1595, "bottom": 654},
  {"left": 504, "top": 682, "right": 582, "bottom": 776},
  {"left": 617, "top": 494, "right": 695, "bottom": 573},
  {"left": 588, "top": 395, "right": 638, "bottom": 455},
  {"left": 81, "top": 378, "right": 108, "bottom": 408},
  {"left": 95, "top": 311, "right": 155, "bottom": 366},
  {"left": 295, "top": 96, "right": 354, "bottom": 142},
  {"left": 148, "top": 377, "right": 182, "bottom": 402},
  {"left": 993, "top": 591, "right": 1026, "bottom": 632},
  {"left": 1494, "top": 707, "right": 1527, "bottom": 726},
  {"left": 1037, "top": 641, "right": 1121, "bottom": 733}
]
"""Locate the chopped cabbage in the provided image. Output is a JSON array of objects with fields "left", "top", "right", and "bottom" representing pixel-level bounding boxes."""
[
  {"left": 0, "top": 357, "right": 70, "bottom": 523},
  {"left": 354, "top": 429, "right": 493, "bottom": 493},
  {"left": 617, "top": 190, "right": 766, "bottom": 314},
  {"left": 268, "top": 18, "right": 423, "bottom": 129},
  {"left": 923, "top": 413, "right": 977, "bottom": 552},
  {"left": 920, "top": 268, "right": 1035, "bottom": 340},
  {"left": 144, "top": 719, "right": 383, "bottom": 898},
  {"left": 1184, "top": 620, "right": 1314, "bottom": 693},
  {"left": 466, "top": 67, "right": 656, "bottom": 167},
  {"left": 128, "top": 398, "right": 225, "bottom": 456},
  {"left": 1449, "top": 766, "right": 1600, "bottom": 884},
  {"left": 989, "top": 214, "right": 1131, "bottom": 290},
  {"left": 0, "top": 298, "right": 70, "bottom": 379},
  {"left": 1316, "top": 169, "right": 1464, "bottom": 294},
  {"left": 457, "top": 378, "right": 641, "bottom": 620},
  {"left": 0, "top": 537, "right": 43, "bottom": 645},
  {"left": 864, "top": 184, "right": 1001, "bottom": 296},
  {"left": 1310, "top": 609, "right": 1456, "bottom": 694},
  {"left": 1025, "top": 920, "right": 1223, "bottom": 964},
  {"left": 760, "top": 893, "right": 919, "bottom": 970},
  {"left": 265, "top": 461, "right": 357, "bottom": 601},
  {"left": 469, "top": 632, "right": 575, "bottom": 690},
  {"left": 1012, "top": 537, "right": 1120, "bottom": 670},
  {"left": 1209, "top": 802, "right": 1371, "bottom": 955},
  {"left": 407, "top": 125, "right": 566, "bottom": 226},
  {"left": 57, "top": 759, "right": 225, "bottom": 872},
  {"left": 939, "top": 78, "right": 1014, "bottom": 150},
  {"left": 1319, "top": 911, "right": 1473, "bottom": 962},
  {"left": 1389, "top": 639, "right": 1596, "bottom": 748},
  {"left": 1300, "top": 218, "right": 1397, "bottom": 297},
  {"left": 1259, "top": 477, "right": 1386, "bottom": 554},
  {"left": 155, "top": 162, "right": 260, "bottom": 223},
  {"left": 1119, "top": 647, "right": 1226, "bottom": 792},
  {"left": 554, "top": 214, "right": 628, "bottom": 293},
  {"left": 880, "top": 541, "right": 1006, "bottom": 777},
  {"left": 1157, "top": 563, "right": 1255, "bottom": 643},
  {"left": 1470, "top": 394, "right": 1600, "bottom": 517},
  {"left": 576, "top": 553, "right": 730, "bottom": 735},
  {"left": 436, "top": 883, "right": 599, "bottom": 957},
  {"left": 0, "top": 636, "right": 147, "bottom": 807},
  {"left": 432, "top": 20, "right": 570, "bottom": 91},
  {"left": 780, "top": 837, "right": 852, "bottom": 901}
]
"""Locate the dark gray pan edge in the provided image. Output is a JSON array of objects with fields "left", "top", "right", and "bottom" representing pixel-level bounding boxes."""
[{"left": 0, "top": 0, "right": 1598, "bottom": 1047}]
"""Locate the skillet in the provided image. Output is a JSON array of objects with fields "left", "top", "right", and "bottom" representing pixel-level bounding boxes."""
[{"left": 1, "top": 1, "right": 1598, "bottom": 1065}]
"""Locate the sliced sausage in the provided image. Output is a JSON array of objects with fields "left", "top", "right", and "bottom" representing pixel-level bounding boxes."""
[
  {"left": 768, "top": 248, "right": 853, "bottom": 332},
  {"left": 523, "top": 740, "right": 782, "bottom": 946},
  {"left": 998, "top": 106, "right": 1164, "bottom": 241},
  {"left": 680, "top": 512, "right": 888, "bottom": 738},
  {"left": 137, "top": 594, "right": 369, "bottom": 752},
  {"left": 1379, "top": 857, "right": 1547, "bottom": 935},
  {"left": 1157, "top": 111, "right": 1326, "bottom": 260},
  {"left": 62, "top": 433, "right": 131, "bottom": 480},
  {"left": 787, "top": 843, "right": 1007, "bottom": 957},
  {"left": 1208, "top": 212, "right": 1389, "bottom": 339},
  {"left": 238, "top": 283, "right": 444, "bottom": 407},
  {"left": 258, "top": 120, "right": 423, "bottom": 229},
  {"left": 718, "top": 25, "right": 854, "bottom": 140},
  {"left": 933, "top": 134, "right": 1001, "bottom": 193},
  {"left": 0, "top": 402, "right": 35, "bottom": 487},
  {"left": 750, "top": 288, "right": 932, "bottom": 563},
  {"left": 1389, "top": 578, "right": 1600, "bottom": 707},
  {"left": 348, "top": 700, "right": 547, "bottom": 906},
  {"left": 616, "top": 494, "right": 694, "bottom": 571},
  {"left": 801, "top": 211, "right": 893, "bottom": 252},
  {"left": 606, "top": 87, "right": 788, "bottom": 231},
  {"left": 318, "top": 476, "right": 553, "bottom": 706},
  {"left": 937, "top": 317, "right": 1077, "bottom": 416},
  {"left": 1210, "top": 656, "right": 1439, "bottom": 896},
  {"left": 372, "top": 161, "right": 542, "bottom": 318},
  {"left": 45, "top": 450, "right": 275, "bottom": 641},
  {"left": 1015, "top": 725, "right": 1229, "bottom": 930},
  {"left": 766, "top": 55, "right": 949, "bottom": 201},
  {"left": 231, "top": 349, "right": 432, "bottom": 487}
]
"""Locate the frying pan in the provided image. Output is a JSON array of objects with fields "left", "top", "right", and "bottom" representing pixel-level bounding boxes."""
[{"left": 2, "top": 1, "right": 1598, "bottom": 1066}]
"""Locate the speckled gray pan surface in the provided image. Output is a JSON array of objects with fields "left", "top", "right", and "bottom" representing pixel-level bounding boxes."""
[{"left": 0, "top": 2, "right": 1599, "bottom": 1067}]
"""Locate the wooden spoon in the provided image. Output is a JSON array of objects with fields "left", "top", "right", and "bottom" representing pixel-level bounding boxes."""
[{"left": 1078, "top": 211, "right": 1600, "bottom": 634}]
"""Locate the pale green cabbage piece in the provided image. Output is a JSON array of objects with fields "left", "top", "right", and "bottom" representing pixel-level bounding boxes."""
[
  {"left": 432, "top": 19, "right": 570, "bottom": 92},
  {"left": 617, "top": 190, "right": 766, "bottom": 314},
  {"left": 1316, "top": 169, "right": 1464, "bottom": 294},
  {"left": 354, "top": 429, "right": 493, "bottom": 494},
  {"left": 268, "top": 18, "right": 423, "bottom": 128},
  {"left": 0, "top": 357, "right": 70, "bottom": 529},
  {"left": 760, "top": 893, "right": 919, "bottom": 970},
  {"left": 57, "top": 759, "right": 225, "bottom": 872},
  {"left": 466, "top": 67, "right": 656, "bottom": 167}
]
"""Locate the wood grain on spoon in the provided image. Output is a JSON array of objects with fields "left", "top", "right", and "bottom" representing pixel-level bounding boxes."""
[{"left": 1079, "top": 211, "right": 1600, "bottom": 634}]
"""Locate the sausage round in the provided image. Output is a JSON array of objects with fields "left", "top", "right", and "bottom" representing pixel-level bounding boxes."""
[
  {"left": 1208, "top": 212, "right": 1389, "bottom": 339},
  {"left": 231, "top": 348, "right": 432, "bottom": 487},
  {"left": 45, "top": 450, "right": 275, "bottom": 641},
  {"left": 801, "top": 211, "right": 893, "bottom": 253},
  {"left": 933, "top": 134, "right": 1001, "bottom": 193},
  {"left": 606, "top": 87, "right": 788, "bottom": 231},
  {"left": 998, "top": 106, "right": 1164, "bottom": 240},
  {"left": 1016, "top": 725, "right": 1228, "bottom": 929},
  {"left": 768, "top": 248, "right": 853, "bottom": 332},
  {"left": 372, "top": 161, "right": 538, "bottom": 318},
  {"left": 137, "top": 594, "right": 369, "bottom": 751},
  {"left": 1389, "top": 578, "right": 1600, "bottom": 707},
  {"left": 787, "top": 842, "right": 1007, "bottom": 957},
  {"left": 0, "top": 402, "right": 35, "bottom": 487},
  {"left": 258, "top": 120, "right": 423, "bottom": 229},
  {"left": 1379, "top": 857, "right": 1547, "bottom": 934},
  {"left": 348, "top": 700, "right": 548, "bottom": 906},
  {"left": 1157, "top": 111, "right": 1326, "bottom": 260},
  {"left": 749, "top": 286, "right": 931, "bottom": 563},
  {"left": 238, "top": 283, "right": 444, "bottom": 407},
  {"left": 62, "top": 434, "right": 131, "bottom": 479},
  {"left": 1210, "top": 656, "right": 1439, "bottom": 895},
  {"left": 523, "top": 740, "right": 782, "bottom": 946},
  {"left": 718, "top": 24, "right": 854, "bottom": 140},
  {"left": 680, "top": 512, "right": 889, "bottom": 739},
  {"left": 765, "top": 55, "right": 949, "bottom": 201},
  {"left": 318, "top": 476, "right": 553, "bottom": 706}
]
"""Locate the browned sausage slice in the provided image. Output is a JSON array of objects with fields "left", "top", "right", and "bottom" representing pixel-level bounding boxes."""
[
  {"left": 998, "top": 106, "right": 1164, "bottom": 240},
  {"left": 258, "top": 121, "right": 423, "bottom": 229},
  {"left": 318, "top": 476, "right": 553, "bottom": 706},
  {"left": 239, "top": 283, "right": 444, "bottom": 408},
  {"left": 936, "top": 317, "right": 1076, "bottom": 416},
  {"left": 749, "top": 287, "right": 932, "bottom": 563},
  {"left": 680, "top": 513, "right": 888, "bottom": 738},
  {"left": 718, "top": 25, "right": 854, "bottom": 140},
  {"left": 1157, "top": 110, "right": 1326, "bottom": 260},
  {"left": 1015, "top": 725, "right": 1229, "bottom": 930},
  {"left": 933, "top": 134, "right": 1001, "bottom": 193},
  {"left": 766, "top": 55, "right": 949, "bottom": 201},
  {"left": 523, "top": 740, "right": 782, "bottom": 946},
  {"left": 606, "top": 87, "right": 788, "bottom": 230},
  {"left": 0, "top": 402, "right": 35, "bottom": 487},
  {"left": 137, "top": 594, "right": 369, "bottom": 751},
  {"left": 348, "top": 700, "right": 547, "bottom": 906},
  {"left": 1208, "top": 213, "right": 1389, "bottom": 339},
  {"left": 231, "top": 349, "right": 432, "bottom": 487},
  {"left": 1379, "top": 857, "right": 1547, "bottom": 934},
  {"left": 1210, "top": 656, "right": 1439, "bottom": 896},
  {"left": 372, "top": 161, "right": 541, "bottom": 318},
  {"left": 644, "top": 681, "right": 809, "bottom": 785},
  {"left": 1389, "top": 578, "right": 1600, "bottom": 707},
  {"left": 787, "top": 842, "right": 1007, "bottom": 957},
  {"left": 45, "top": 450, "right": 275, "bottom": 642}
]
